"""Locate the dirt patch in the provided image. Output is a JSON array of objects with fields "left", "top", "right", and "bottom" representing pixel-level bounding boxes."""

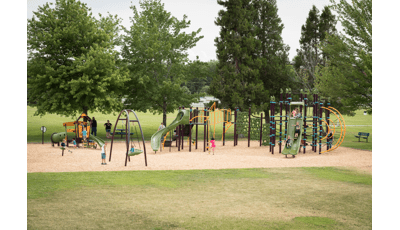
[{"left": 27, "top": 141, "right": 372, "bottom": 174}]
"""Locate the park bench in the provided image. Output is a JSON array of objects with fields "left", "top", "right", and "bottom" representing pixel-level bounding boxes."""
[{"left": 355, "top": 132, "right": 370, "bottom": 142}]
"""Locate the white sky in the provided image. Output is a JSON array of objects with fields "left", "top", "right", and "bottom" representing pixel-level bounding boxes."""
[{"left": 27, "top": 0, "right": 340, "bottom": 62}]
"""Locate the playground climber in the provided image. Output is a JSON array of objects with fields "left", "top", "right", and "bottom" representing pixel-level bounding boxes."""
[
  {"left": 101, "top": 142, "right": 107, "bottom": 165},
  {"left": 91, "top": 117, "right": 97, "bottom": 136},
  {"left": 104, "top": 120, "right": 112, "bottom": 138}
]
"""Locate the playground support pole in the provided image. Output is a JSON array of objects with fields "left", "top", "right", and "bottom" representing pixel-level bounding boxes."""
[
  {"left": 189, "top": 107, "right": 192, "bottom": 152},
  {"left": 300, "top": 92, "right": 303, "bottom": 153},
  {"left": 312, "top": 94, "right": 316, "bottom": 152},
  {"left": 178, "top": 106, "right": 181, "bottom": 151},
  {"left": 181, "top": 107, "right": 185, "bottom": 150},
  {"left": 319, "top": 100, "right": 323, "bottom": 154},
  {"left": 196, "top": 107, "right": 199, "bottom": 150},
  {"left": 223, "top": 108, "right": 226, "bottom": 146},
  {"left": 270, "top": 100, "right": 276, "bottom": 154},
  {"left": 303, "top": 93, "right": 308, "bottom": 154},
  {"left": 279, "top": 92, "right": 283, "bottom": 153},
  {"left": 204, "top": 108, "right": 207, "bottom": 152},
  {"left": 248, "top": 107, "right": 251, "bottom": 147},
  {"left": 326, "top": 102, "right": 330, "bottom": 151},
  {"left": 234, "top": 108, "right": 237, "bottom": 146},
  {"left": 285, "top": 92, "right": 288, "bottom": 145},
  {"left": 260, "top": 112, "right": 263, "bottom": 147},
  {"left": 207, "top": 107, "right": 210, "bottom": 151}
]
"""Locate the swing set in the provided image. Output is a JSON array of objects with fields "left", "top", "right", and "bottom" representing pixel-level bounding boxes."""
[{"left": 109, "top": 109, "right": 148, "bottom": 167}]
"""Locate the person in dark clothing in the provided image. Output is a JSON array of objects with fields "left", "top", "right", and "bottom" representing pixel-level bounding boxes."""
[
  {"left": 91, "top": 117, "right": 97, "bottom": 136},
  {"left": 104, "top": 120, "right": 113, "bottom": 138}
]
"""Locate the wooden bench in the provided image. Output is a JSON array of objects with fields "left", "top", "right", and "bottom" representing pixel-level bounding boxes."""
[{"left": 355, "top": 132, "right": 370, "bottom": 142}]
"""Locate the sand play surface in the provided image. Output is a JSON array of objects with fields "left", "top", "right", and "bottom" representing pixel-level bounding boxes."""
[{"left": 27, "top": 141, "right": 372, "bottom": 173}]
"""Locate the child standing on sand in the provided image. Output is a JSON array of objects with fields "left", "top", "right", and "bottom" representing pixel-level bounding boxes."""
[
  {"left": 210, "top": 137, "right": 216, "bottom": 155},
  {"left": 101, "top": 142, "right": 107, "bottom": 165}
]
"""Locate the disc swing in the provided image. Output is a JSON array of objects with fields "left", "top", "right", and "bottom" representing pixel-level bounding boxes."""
[{"left": 128, "top": 124, "right": 143, "bottom": 156}]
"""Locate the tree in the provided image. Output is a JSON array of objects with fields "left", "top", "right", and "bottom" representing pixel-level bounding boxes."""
[
  {"left": 184, "top": 60, "right": 217, "bottom": 95},
  {"left": 121, "top": 0, "right": 203, "bottom": 126},
  {"left": 253, "top": 0, "right": 292, "bottom": 121},
  {"left": 211, "top": 0, "right": 265, "bottom": 111},
  {"left": 316, "top": 0, "right": 372, "bottom": 114},
  {"left": 211, "top": 0, "right": 290, "bottom": 122},
  {"left": 27, "top": 0, "right": 129, "bottom": 117},
  {"left": 294, "top": 5, "right": 337, "bottom": 91}
]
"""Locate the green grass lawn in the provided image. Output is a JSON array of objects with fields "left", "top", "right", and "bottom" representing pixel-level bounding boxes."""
[{"left": 27, "top": 167, "right": 372, "bottom": 230}]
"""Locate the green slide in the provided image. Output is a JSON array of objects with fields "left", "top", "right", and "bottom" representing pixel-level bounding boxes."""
[
  {"left": 150, "top": 109, "right": 190, "bottom": 152},
  {"left": 282, "top": 117, "right": 303, "bottom": 157},
  {"left": 89, "top": 135, "right": 106, "bottom": 148}
]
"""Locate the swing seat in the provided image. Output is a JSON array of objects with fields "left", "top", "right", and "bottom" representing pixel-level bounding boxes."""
[{"left": 128, "top": 149, "right": 143, "bottom": 156}]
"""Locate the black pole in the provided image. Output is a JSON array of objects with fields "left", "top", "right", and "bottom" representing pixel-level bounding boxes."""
[
  {"left": 189, "top": 106, "right": 192, "bottom": 152},
  {"left": 196, "top": 107, "right": 198, "bottom": 149},
  {"left": 204, "top": 108, "right": 207, "bottom": 152},
  {"left": 279, "top": 92, "right": 283, "bottom": 153},
  {"left": 303, "top": 93, "right": 308, "bottom": 154},
  {"left": 260, "top": 112, "right": 263, "bottom": 147},
  {"left": 248, "top": 107, "right": 251, "bottom": 147}
]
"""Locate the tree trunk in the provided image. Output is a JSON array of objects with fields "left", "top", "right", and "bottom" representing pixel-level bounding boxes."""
[
  {"left": 83, "top": 106, "right": 88, "bottom": 122},
  {"left": 163, "top": 101, "right": 167, "bottom": 126}
]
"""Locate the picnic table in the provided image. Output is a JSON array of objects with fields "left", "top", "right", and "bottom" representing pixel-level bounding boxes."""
[{"left": 111, "top": 129, "right": 134, "bottom": 139}]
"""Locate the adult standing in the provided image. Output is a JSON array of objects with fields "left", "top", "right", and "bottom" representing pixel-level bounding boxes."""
[
  {"left": 91, "top": 117, "right": 97, "bottom": 136},
  {"left": 104, "top": 120, "right": 113, "bottom": 138}
]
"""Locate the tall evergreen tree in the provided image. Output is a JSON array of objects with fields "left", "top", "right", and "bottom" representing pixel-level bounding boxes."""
[
  {"left": 294, "top": 5, "right": 336, "bottom": 91},
  {"left": 254, "top": 0, "right": 291, "bottom": 121},
  {"left": 211, "top": 0, "right": 290, "bottom": 122},
  {"left": 121, "top": 0, "right": 203, "bottom": 125},
  {"left": 27, "top": 0, "right": 128, "bottom": 117},
  {"left": 210, "top": 0, "right": 265, "bottom": 111}
]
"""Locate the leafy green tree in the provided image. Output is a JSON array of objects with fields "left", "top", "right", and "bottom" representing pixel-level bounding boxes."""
[
  {"left": 184, "top": 60, "right": 217, "bottom": 95},
  {"left": 211, "top": 0, "right": 265, "bottom": 111},
  {"left": 27, "top": 0, "right": 128, "bottom": 117},
  {"left": 120, "top": 0, "right": 203, "bottom": 125},
  {"left": 294, "top": 5, "right": 337, "bottom": 91},
  {"left": 316, "top": 0, "right": 372, "bottom": 114}
]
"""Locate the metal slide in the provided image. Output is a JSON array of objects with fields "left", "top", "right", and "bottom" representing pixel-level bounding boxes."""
[
  {"left": 150, "top": 109, "right": 190, "bottom": 152},
  {"left": 282, "top": 117, "right": 303, "bottom": 157}
]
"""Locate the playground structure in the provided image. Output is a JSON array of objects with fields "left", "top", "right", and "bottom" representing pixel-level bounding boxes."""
[
  {"left": 150, "top": 88, "right": 345, "bottom": 157},
  {"left": 109, "top": 109, "right": 147, "bottom": 167},
  {"left": 50, "top": 113, "right": 106, "bottom": 153},
  {"left": 269, "top": 88, "right": 346, "bottom": 157},
  {"left": 150, "top": 103, "right": 233, "bottom": 153}
]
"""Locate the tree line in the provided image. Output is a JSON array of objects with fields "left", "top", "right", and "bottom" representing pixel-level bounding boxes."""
[{"left": 28, "top": 0, "right": 372, "bottom": 126}]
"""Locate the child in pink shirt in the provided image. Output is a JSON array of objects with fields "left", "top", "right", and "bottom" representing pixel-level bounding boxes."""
[{"left": 210, "top": 137, "right": 216, "bottom": 155}]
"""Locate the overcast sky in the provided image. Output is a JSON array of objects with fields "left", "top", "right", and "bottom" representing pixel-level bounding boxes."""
[{"left": 27, "top": 0, "right": 341, "bottom": 62}]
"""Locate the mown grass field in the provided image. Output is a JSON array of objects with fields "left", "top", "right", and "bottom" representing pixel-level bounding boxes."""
[
  {"left": 27, "top": 167, "right": 372, "bottom": 229},
  {"left": 27, "top": 106, "right": 372, "bottom": 150}
]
